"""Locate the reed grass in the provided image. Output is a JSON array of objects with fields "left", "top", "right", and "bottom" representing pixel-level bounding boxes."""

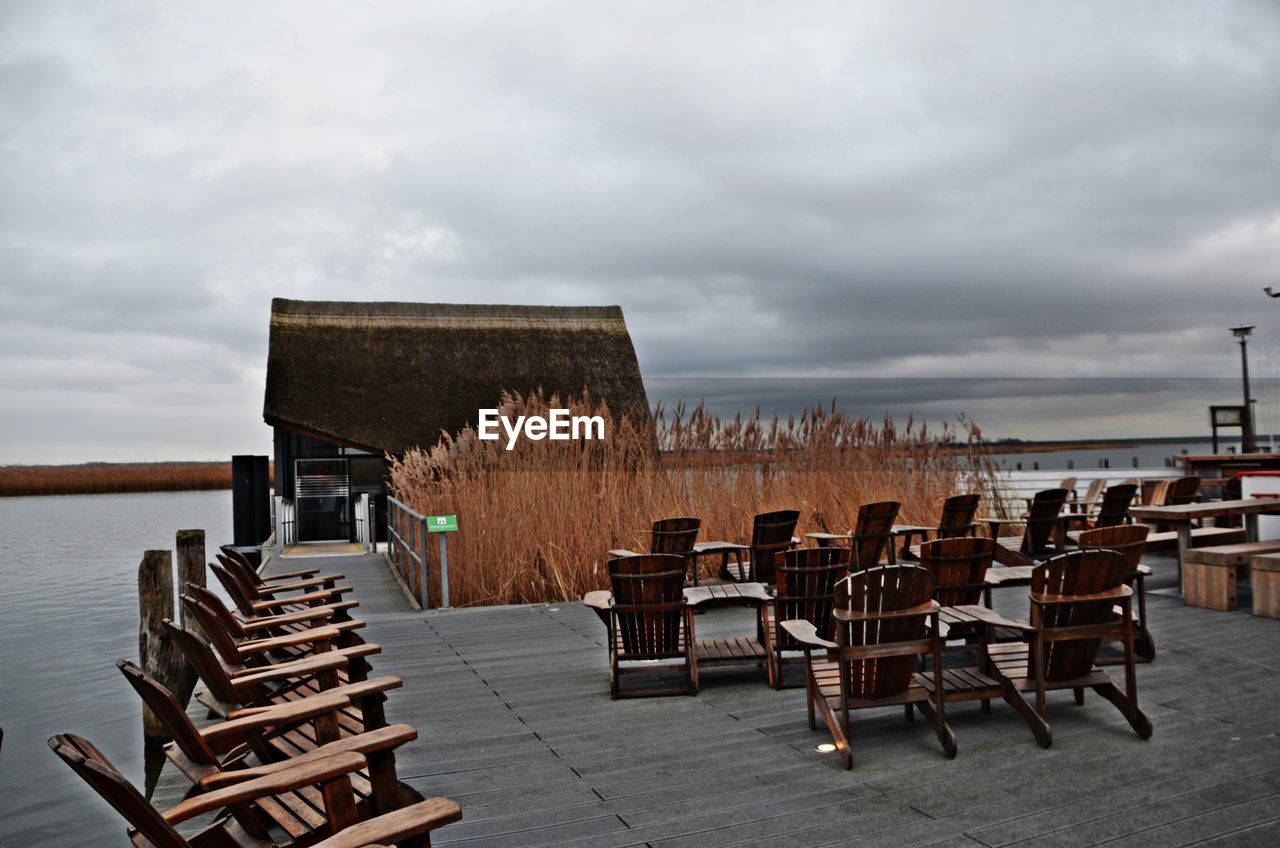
[
  {"left": 0, "top": 462, "right": 236, "bottom": 497},
  {"left": 390, "top": 391, "right": 1004, "bottom": 607}
]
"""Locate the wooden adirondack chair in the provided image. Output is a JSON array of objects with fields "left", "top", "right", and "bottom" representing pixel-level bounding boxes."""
[
  {"left": 185, "top": 585, "right": 366, "bottom": 656},
  {"left": 606, "top": 516, "right": 701, "bottom": 578},
  {"left": 164, "top": 618, "right": 379, "bottom": 722},
  {"left": 986, "top": 488, "right": 1071, "bottom": 569},
  {"left": 896, "top": 493, "right": 981, "bottom": 560},
  {"left": 782, "top": 565, "right": 956, "bottom": 768},
  {"left": 722, "top": 509, "right": 800, "bottom": 584},
  {"left": 762, "top": 547, "right": 850, "bottom": 689},
  {"left": 1065, "top": 484, "right": 1139, "bottom": 535},
  {"left": 211, "top": 559, "right": 355, "bottom": 620},
  {"left": 914, "top": 536, "right": 1052, "bottom": 747},
  {"left": 117, "top": 659, "right": 416, "bottom": 829},
  {"left": 984, "top": 550, "right": 1152, "bottom": 739},
  {"left": 605, "top": 554, "right": 698, "bottom": 698},
  {"left": 49, "top": 733, "right": 460, "bottom": 848},
  {"left": 1077, "top": 524, "right": 1156, "bottom": 662},
  {"left": 918, "top": 536, "right": 996, "bottom": 624}
]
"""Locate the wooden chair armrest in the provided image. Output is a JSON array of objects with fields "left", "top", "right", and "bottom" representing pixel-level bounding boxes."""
[
  {"left": 832, "top": 600, "right": 938, "bottom": 622},
  {"left": 582, "top": 590, "right": 613, "bottom": 611},
  {"left": 949, "top": 604, "right": 1032, "bottom": 632},
  {"left": 237, "top": 625, "right": 343, "bottom": 656},
  {"left": 226, "top": 675, "right": 404, "bottom": 719},
  {"left": 200, "top": 723, "right": 419, "bottom": 790},
  {"left": 260, "top": 567, "right": 320, "bottom": 580},
  {"left": 240, "top": 606, "right": 337, "bottom": 633},
  {"left": 1031, "top": 585, "right": 1133, "bottom": 606},
  {"left": 164, "top": 751, "right": 367, "bottom": 824},
  {"left": 254, "top": 575, "right": 347, "bottom": 596},
  {"left": 780, "top": 619, "right": 838, "bottom": 649},
  {"left": 230, "top": 652, "right": 349, "bottom": 688},
  {"left": 202, "top": 691, "right": 351, "bottom": 744},
  {"left": 251, "top": 587, "right": 354, "bottom": 612},
  {"left": 307, "top": 798, "right": 463, "bottom": 848}
]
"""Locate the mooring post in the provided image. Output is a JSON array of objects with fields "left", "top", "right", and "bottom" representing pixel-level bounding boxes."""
[
  {"left": 138, "top": 549, "right": 183, "bottom": 745},
  {"left": 175, "top": 529, "right": 206, "bottom": 632}
]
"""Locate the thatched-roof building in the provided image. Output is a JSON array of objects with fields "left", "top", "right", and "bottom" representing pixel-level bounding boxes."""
[{"left": 263, "top": 298, "right": 649, "bottom": 543}]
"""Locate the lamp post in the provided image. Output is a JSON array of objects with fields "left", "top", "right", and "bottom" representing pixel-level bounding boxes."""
[{"left": 1231, "top": 325, "right": 1256, "bottom": 453}]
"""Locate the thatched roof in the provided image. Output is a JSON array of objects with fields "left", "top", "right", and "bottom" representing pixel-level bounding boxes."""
[{"left": 263, "top": 299, "right": 650, "bottom": 455}]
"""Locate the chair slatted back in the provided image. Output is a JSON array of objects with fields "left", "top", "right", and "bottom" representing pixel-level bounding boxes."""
[
  {"left": 936, "top": 493, "right": 981, "bottom": 539},
  {"left": 748, "top": 509, "right": 800, "bottom": 584},
  {"left": 163, "top": 619, "right": 245, "bottom": 707},
  {"left": 650, "top": 517, "right": 700, "bottom": 556},
  {"left": 209, "top": 560, "right": 259, "bottom": 617},
  {"left": 1093, "top": 484, "right": 1139, "bottom": 528},
  {"left": 774, "top": 547, "right": 850, "bottom": 650},
  {"left": 609, "top": 555, "right": 687, "bottom": 658},
  {"left": 1163, "top": 476, "right": 1201, "bottom": 506},
  {"left": 1022, "top": 488, "right": 1070, "bottom": 554},
  {"left": 181, "top": 593, "right": 247, "bottom": 665},
  {"left": 49, "top": 734, "right": 190, "bottom": 848},
  {"left": 1031, "top": 550, "right": 1131, "bottom": 682},
  {"left": 918, "top": 536, "right": 995, "bottom": 607},
  {"left": 848, "top": 501, "right": 901, "bottom": 571},
  {"left": 650, "top": 517, "right": 700, "bottom": 580},
  {"left": 116, "top": 660, "right": 219, "bottom": 768},
  {"left": 834, "top": 565, "right": 935, "bottom": 700},
  {"left": 1079, "top": 479, "right": 1106, "bottom": 512},
  {"left": 1077, "top": 524, "right": 1149, "bottom": 573},
  {"left": 185, "top": 585, "right": 248, "bottom": 638}
]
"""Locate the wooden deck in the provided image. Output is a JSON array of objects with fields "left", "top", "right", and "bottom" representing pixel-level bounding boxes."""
[{"left": 158, "top": 550, "right": 1280, "bottom": 847}]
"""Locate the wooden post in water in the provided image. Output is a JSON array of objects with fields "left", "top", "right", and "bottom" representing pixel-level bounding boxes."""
[
  {"left": 175, "top": 529, "right": 206, "bottom": 695},
  {"left": 175, "top": 530, "right": 206, "bottom": 633},
  {"left": 138, "top": 549, "right": 183, "bottom": 745}
]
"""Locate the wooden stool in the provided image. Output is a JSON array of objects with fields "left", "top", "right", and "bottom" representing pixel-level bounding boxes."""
[{"left": 1249, "top": 554, "right": 1280, "bottom": 618}]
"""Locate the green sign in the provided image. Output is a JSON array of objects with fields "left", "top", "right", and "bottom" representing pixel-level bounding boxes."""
[{"left": 427, "top": 514, "right": 458, "bottom": 533}]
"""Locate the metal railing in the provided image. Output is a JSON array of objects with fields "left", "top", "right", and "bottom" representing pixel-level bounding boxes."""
[
  {"left": 386, "top": 497, "right": 450, "bottom": 608},
  {"left": 274, "top": 496, "right": 297, "bottom": 554}
]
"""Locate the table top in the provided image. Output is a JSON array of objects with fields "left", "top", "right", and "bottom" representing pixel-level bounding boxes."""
[
  {"left": 691, "top": 540, "right": 748, "bottom": 554},
  {"left": 1130, "top": 497, "right": 1280, "bottom": 522},
  {"left": 684, "top": 582, "right": 771, "bottom": 607}
]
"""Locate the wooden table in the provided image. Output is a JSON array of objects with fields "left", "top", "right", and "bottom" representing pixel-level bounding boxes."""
[
  {"left": 686, "top": 541, "right": 747, "bottom": 586},
  {"left": 683, "top": 582, "right": 771, "bottom": 670},
  {"left": 1130, "top": 497, "right": 1280, "bottom": 593}
]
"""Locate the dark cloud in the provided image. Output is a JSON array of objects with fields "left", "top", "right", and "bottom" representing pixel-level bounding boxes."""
[{"left": 2, "top": 1, "right": 1279, "bottom": 462}]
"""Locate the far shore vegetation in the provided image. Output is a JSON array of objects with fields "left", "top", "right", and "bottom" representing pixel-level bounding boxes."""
[{"left": 0, "top": 461, "right": 245, "bottom": 497}]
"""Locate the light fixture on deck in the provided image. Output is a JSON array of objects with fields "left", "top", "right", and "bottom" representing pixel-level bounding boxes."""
[{"left": 815, "top": 743, "right": 837, "bottom": 753}]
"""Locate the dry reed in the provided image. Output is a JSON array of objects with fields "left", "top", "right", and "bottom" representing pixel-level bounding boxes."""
[
  {"left": 390, "top": 391, "right": 1004, "bottom": 607},
  {"left": 0, "top": 462, "right": 237, "bottom": 497}
]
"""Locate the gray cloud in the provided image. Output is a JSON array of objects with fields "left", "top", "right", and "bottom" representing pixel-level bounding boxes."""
[{"left": 2, "top": 1, "right": 1280, "bottom": 462}]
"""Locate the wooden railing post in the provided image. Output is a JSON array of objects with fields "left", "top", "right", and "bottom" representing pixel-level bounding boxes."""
[{"left": 138, "top": 549, "right": 183, "bottom": 745}]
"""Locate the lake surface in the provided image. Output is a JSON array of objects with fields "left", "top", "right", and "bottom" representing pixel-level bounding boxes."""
[{"left": 0, "top": 490, "right": 231, "bottom": 847}]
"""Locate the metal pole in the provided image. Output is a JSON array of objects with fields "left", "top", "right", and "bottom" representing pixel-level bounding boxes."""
[
  {"left": 1241, "top": 336, "right": 1256, "bottom": 453},
  {"left": 419, "top": 515, "right": 430, "bottom": 609},
  {"left": 438, "top": 534, "right": 450, "bottom": 609}
]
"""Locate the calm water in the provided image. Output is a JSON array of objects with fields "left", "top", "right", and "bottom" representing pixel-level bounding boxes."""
[{"left": 0, "top": 490, "right": 231, "bottom": 847}]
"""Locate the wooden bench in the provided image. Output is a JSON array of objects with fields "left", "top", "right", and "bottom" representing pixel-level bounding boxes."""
[
  {"left": 1183, "top": 541, "right": 1280, "bottom": 611},
  {"left": 1247, "top": 553, "right": 1280, "bottom": 618}
]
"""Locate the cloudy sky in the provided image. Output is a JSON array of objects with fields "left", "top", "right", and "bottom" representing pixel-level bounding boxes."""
[{"left": 3, "top": 1, "right": 1280, "bottom": 463}]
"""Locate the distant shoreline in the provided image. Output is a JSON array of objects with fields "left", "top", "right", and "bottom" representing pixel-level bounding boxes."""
[{"left": 0, "top": 462, "right": 238, "bottom": 498}]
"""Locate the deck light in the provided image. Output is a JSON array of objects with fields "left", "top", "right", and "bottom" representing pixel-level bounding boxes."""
[{"left": 815, "top": 743, "right": 837, "bottom": 753}]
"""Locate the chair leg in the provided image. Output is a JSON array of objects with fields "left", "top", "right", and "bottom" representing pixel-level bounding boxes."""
[{"left": 1091, "top": 682, "right": 1153, "bottom": 739}]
